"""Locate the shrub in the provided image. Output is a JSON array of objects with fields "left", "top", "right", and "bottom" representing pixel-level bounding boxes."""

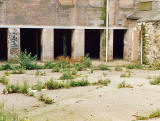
[
  {"left": 16, "top": 50, "right": 37, "bottom": 70},
  {"left": 150, "top": 76, "right": 160, "bottom": 85},
  {"left": 125, "top": 64, "right": 143, "bottom": 69}
]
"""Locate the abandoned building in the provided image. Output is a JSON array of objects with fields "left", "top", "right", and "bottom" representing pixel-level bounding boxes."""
[{"left": 0, "top": 0, "right": 159, "bottom": 64}]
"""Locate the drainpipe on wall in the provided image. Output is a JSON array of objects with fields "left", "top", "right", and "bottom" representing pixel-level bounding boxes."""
[
  {"left": 140, "top": 30, "right": 143, "bottom": 64},
  {"left": 106, "top": 0, "right": 109, "bottom": 63}
]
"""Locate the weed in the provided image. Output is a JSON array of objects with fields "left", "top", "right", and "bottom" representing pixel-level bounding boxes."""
[
  {"left": 120, "top": 73, "right": 127, "bottom": 78},
  {"left": 150, "top": 76, "right": 160, "bottom": 85},
  {"left": 28, "top": 92, "right": 35, "bottom": 97},
  {"left": 60, "top": 70, "right": 74, "bottom": 80},
  {"left": 11, "top": 68, "right": 25, "bottom": 74},
  {"left": 118, "top": 81, "right": 133, "bottom": 88},
  {"left": 74, "top": 62, "right": 84, "bottom": 71},
  {"left": 35, "top": 70, "right": 46, "bottom": 76},
  {"left": 83, "top": 55, "right": 92, "bottom": 68},
  {"left": 44, "top": 78, "right": 64, "bottom": 90},
  {"left": 136, "top": 116, "right": 149, "bottom": 120},
  {"left": 115, "top": 66, "right": 123, "bottom": 71},
  {"left": 2, "top": 89, "right": 7, "bottom": 94},
  {"left": 0, "top": 76, "right": 9, "bottom": 85},
  {"left": 70, "top": 79, "right": 90, "bottom": 87},
  {"left": 98, "top": 79, "right": 111, "bottom": 86},
  {"left": 0, "top": 63, "right": 13, "bottom": 71},
  {"left": 102, "top": 72, "right": 107, "bottom": 77},
  {"left": 125, "top": 64, "right": 143, "bottom": 69},
  {"left": 44, "top": 61, "right": 54, "bottom": 69},
  {"left": 98, "top": 64, "right": 110, "bottom": 70},
  {"left": 52, "top": 66, "right": 60, "bottom": 72},
  {"left": 38, "top": 93, "right": 54, "bottom": 104},
  {"left": 32, "top": 81, "right": 44, "bottom": 91},
  {"left": 16, "top": 50, "right": 38, "bottom": 70},
  {"left": 149, "top": 110, "right": 160, "bottom": 118},
  {"left": 21, "top": 81, "right": 29, "bottom": 94}
]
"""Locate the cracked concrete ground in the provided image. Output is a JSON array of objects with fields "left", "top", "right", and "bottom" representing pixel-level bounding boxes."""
[{"left": 0, "top": 63, "right": 160, "bottom": 121}]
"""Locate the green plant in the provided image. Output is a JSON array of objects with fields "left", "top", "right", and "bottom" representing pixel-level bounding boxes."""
[
  {"left": 38, "top": 94, "right": 54, "bottom": 104},
  {"left": 125, "top": 64, "right": 143, "bottom": 69},
  {"left": 11, "top": 68, "right": 25, "bottom": 74},
  {"left": 0, "top": 63, "right": 13, "bottom": 71},
  {"left": 70, "top": 79, "right": 90, "bottom": 87},
  {"left": 44, "top": 61, "right": 54, "bottom": 69},
  {"left": 21, "top": 81, "right": 29, "bottom": 94},
  {"left": 150, "top": 76, "right": 160, "bottom": 85},
  {"left": 98, "top": 64, "right": 110, "bottom": 70},
  {"left": 16, "top": 50, "right": 37, "bottom": 70},
  {"left": 83, "top": 55, "right": 92, "bottom": 68},
  {"left": 0, "top": 76, "right": 9, "bottom": 85},
  {"left": 28, "top": 92, "right": 35, "bottom": 97},
  {"left": 44, "top": 78, "right": 64, "bottom": 90},
  {"left": 98, "top": 79, "right": 111, "bottom": 86},
  {"left": 60, "top": 70, "right": 74, "bottom": 80},
  {"left": 136, "top": 116, "right": 149, "bottom": 120},
  {"left": 74, "top": 62, "right": 84, "bottom": 71},
  {"left": 115, "top": 66, "right": 123, "bottom": 71},
  {"left": 35, "top": 70, "right": 46, "bottom": 76},
  {"left": 118, "top": 81, "right": 133, "bottom": 88},
  {"left": 52, "top": 66, "right": 60, "bottom": 72},
  {"left": 32, "top": 81, "right": 44, "bottom": 91},
  {"left": 2, "top": 89, "right": 7, "bottom": 94}
]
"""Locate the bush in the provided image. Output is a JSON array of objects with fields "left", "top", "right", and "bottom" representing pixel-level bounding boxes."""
[
  {"left": 16, "top": 50, "right": 37, "bottom": 70},
  {"left": 150, "top": 76, "right": 160, "bottom": 85}
]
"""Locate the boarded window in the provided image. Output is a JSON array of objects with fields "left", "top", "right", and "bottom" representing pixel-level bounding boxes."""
[
  {"left": 59, "top": 0, "right": 74, "bottom": 5},
  {"left": 89, "top": 0, "right": 104, "bottom": 7},
  {"left": 139, "top": 2, "right": 152, "bottom": 11}
]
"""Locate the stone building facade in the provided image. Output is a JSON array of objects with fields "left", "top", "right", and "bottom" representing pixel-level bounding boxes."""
[{"left": 0, "top": 0, "right": 158, "bottom": 63}]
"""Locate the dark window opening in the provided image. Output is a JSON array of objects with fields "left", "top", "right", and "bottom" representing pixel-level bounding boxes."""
[
  {"left": 113, "top": 30, "right": 125, "bottom": 59},
  {"left": 54, "top": 29, "right": 72, "bottom": 58},
  {"left": 85, "top": 29, "right": 100, "bottom": 59},
  {"left": 0, "top": 28, "right": 8, "bottom": 61},
  {"left": 20, "top": 29, "right": 42, "bottom": 60}
]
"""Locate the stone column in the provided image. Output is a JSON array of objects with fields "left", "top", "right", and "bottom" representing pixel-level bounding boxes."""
[
  {"left": 100, "top": 30, "right": 106, "bottom": 61},
  {"left": 72, "top": 29, "right": 85, "bottom": 60},
  {"left": 41, "top": 28, "right": 54, "bottom": 62},
  {"left": 8, "top": 28, "right": 20, "bottom": 61},
  {"left": 108, "top": 29, "right": 114, "bottom": 61}
]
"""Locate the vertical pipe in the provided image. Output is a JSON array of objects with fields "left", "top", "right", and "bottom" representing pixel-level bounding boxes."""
[
  {"left": 140, "top": 30, "right": 143, "bottom": 64},
  {"left": 106, "top": 0, "right": 109, "bottom": 62}
]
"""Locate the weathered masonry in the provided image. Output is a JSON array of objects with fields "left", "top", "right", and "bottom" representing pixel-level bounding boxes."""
[{"left": 0, "top": 0, "right": 157, "bottom": 63}]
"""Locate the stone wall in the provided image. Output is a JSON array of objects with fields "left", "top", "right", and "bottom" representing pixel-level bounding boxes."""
[
  {"left": 0, "top": 0, "right": 104, "bottom": 26},
  {"left": 138, "top": 21, "right": 160, "bottom": 64}
]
